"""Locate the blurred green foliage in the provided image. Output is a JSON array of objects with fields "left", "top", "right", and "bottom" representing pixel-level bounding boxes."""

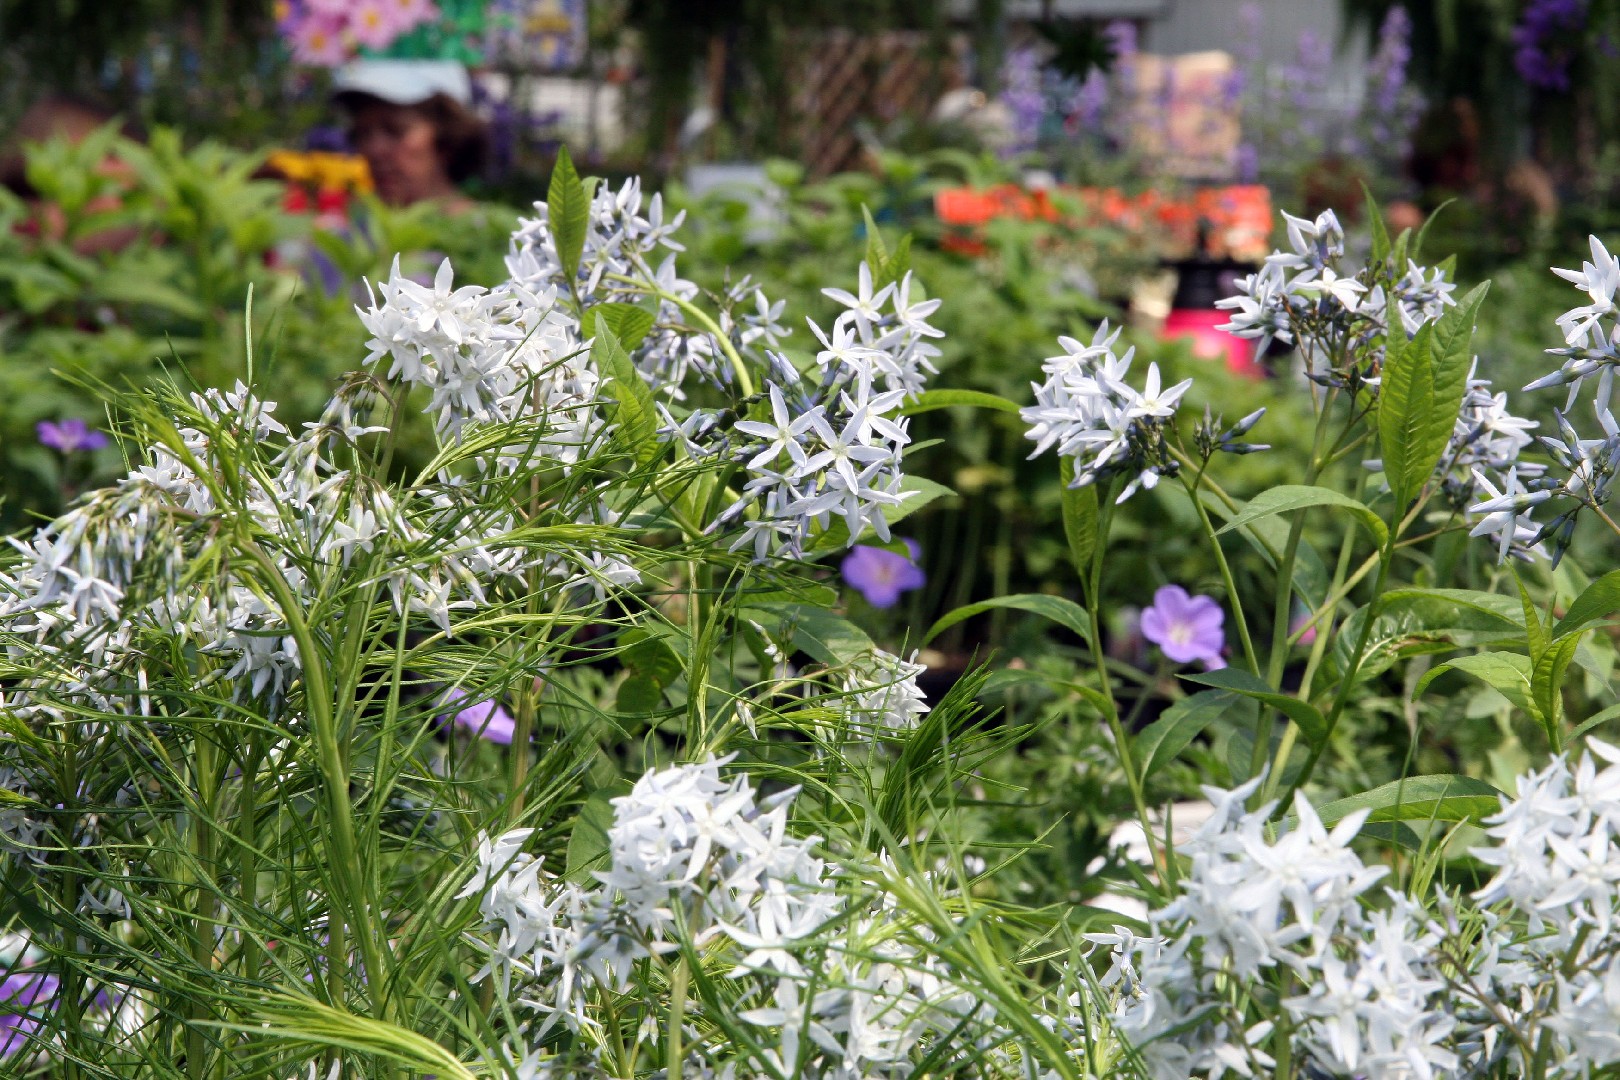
[{"left": 0, "top": 125, "right": 515, "bottom": 531}]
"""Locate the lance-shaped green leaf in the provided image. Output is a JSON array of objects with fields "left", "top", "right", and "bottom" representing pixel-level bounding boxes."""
[
  {"left": 1362, "top": 181, "right": 1390, "bottom": 264},
  {"left": 590, "top": 301, "right": 656, "bottom": 350},
  {"left": 898, "top": 389, "right": 1023, "bottom": 416},
  {"left": 1137, "top": 687, "right": 1241, "bottom": 780},
  {"left": 925, "top": 593, "right": 1093, "bottom": 646},
  {"left": 593, "top": 315, "right": 660, "bottom": 467},
  {"left": 1183, "top": 667, "right": 1328, "bottom": 747},
  {"left": 1307, "top": 774, "right": 1505, "bottom": 828},
  {"left": 547, "top": 145, "right": 593, "bottom": 288},
  {"left": 1217, "top": 484, "right": 1387, "bottom": 548},
  {"left": 1060, "top": 457, "right": 1100, "bottom": 584},
  {"left": 1377, "top": 282, "right": 1488, "bottom": 509},
  {"left": 1417, "top": 651, "right": 1541, "bottom": 723},
  {"left": 745, "top": 603, "right": 875, "bottom": 667},
  {"left": 1553, "top": 569, "right": 1620, "bottom": 639}
]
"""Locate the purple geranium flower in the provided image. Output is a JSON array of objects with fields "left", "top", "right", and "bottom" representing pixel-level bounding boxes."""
[
  {"left": 1140, "top": 585, "right": 1226, "bottom": 669},
  {"left": 438, "top": 690, "right": 517, "bottom": 744},
  {"left": 841, "top": 539, "right": 926, "bottom": 609},
  {"left": 1, "top": 969, "right": 59, "bottom": 1059},
  {"left": 36, "top": 418, "right": 108, "bottom": 454}
]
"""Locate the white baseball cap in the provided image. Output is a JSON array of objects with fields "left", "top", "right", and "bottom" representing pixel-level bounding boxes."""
[{"left": 332, "top": 59, "right": 472, "bottom": 107}]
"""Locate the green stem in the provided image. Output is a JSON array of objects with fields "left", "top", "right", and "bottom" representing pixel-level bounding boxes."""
[
  {"left": 237, "top": 537, "right": 387, "bottom": 1016},
  {"left": 603, "top": 271, "right": 755, "bottom": 397},
  {"left": 1080, "top": 486, "right": 1165, "bottom": 884},
  {"left": 1273, "top": 527, "right": 1398, "bottom": 816},
  {"left": 1179, "top": 462, "right": 1260, "bottom": 676},
  {"left": 667, "top": 955, "right": 690, "bottom": 1080}
]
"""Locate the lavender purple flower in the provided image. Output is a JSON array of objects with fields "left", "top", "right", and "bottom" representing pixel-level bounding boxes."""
[
  {"left": 439, "top": 690, "right": 517, "bottom": 744},
  {"left": 1512, "top": 0, "right": 1588, "bottom": 92},
  {"left": 0, "top": 968, "right": 57, "bottom": 1059},
  {"left": 841, "top": 539, "right": 925, "bottom": 609},
  {"left": 1140, "top": 584, "right": 1226, "bottom": 669},
  {"left": 36, "top": 418, "right": 107, "bottom": 454}
]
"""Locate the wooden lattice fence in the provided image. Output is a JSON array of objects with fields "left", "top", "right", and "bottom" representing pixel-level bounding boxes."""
[{"left": 789, "top": 30, "right": 962, "bottom": 177}]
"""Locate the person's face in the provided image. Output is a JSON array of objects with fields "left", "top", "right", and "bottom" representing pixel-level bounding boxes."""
[{"left": 349, "top": 100, "right": 450, "bottom": 207}]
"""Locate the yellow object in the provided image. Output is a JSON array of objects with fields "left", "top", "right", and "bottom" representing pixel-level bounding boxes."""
[{"left": 266, "top": 149, "right": 374, "bottom": 194}]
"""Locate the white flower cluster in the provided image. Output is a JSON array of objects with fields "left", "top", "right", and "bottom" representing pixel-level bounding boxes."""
[
  {"left": 701, "top": 262, "right": 941, "bottom": 562},
  {"left": 1089, "top": 777, "right": 1457, "bottom": 1080},
  {"left": 1091, "top": 741, "right": 1620, "bottom": 1078},
  {"left": 467, "top": 758, "right": 988, "bottom": 1077},
  {"left": 505, "top": 177, "right": 931, "bottom": 563},
  {"left": 359, "top": 256, "right": 605, "bottom": 454},
  {"left": 1454, "top": 740, "right": 1620, "bottom": 1073},
  {"left": 1021, "top": 321, "right": 1192, "bottom": 501},
  {"left": 1470, "top": 235, "right": 1620, "bottom": 564},
  {"left": 1214, "top": 206, "right": 1555, "bottom": 562},
  {"left": 841, "top": 649, "right": 931, "bottom": 738},
  {"left": 1216, "top": 210, "right": 1457, "bottom": 381},
  {"left": 506, "top": 176, "right": 789, "bottom": 398}
]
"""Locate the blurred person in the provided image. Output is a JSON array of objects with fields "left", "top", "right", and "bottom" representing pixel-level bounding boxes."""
[
  {"left": 1, "top": 96, "right": 140, "bottom": 254},
  {"left": 332, "top": 60, "right": 489, "bottom": 210}
]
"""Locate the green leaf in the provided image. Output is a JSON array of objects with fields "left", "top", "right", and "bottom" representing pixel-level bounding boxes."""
[
  {"left": 925, "top": 593, "right": 1093, "bottom": 647},
  {"left": 592, "top": 315, "right": 661, "bottom": 467},
  {"left": 1532, "top": 633, "right": 1581, "bottom": 738},
  {"left": 615, "top": 628, "right": 684, "bottom": 713},
  {"left": 745, "top": 603, "right": 874, "bottom": 667},
  {"left": 565, "top": 784, "right": 628, "bottom": 882},
  {"left": 1570, "top": 702, "right": 1620, "bottom": 742},
  {"left": 1137, "top": 688, "right": 1240, "bottom": 780},
  {"left": 1309, "top": 774, "right": 1504, "bottom": 828},
  {"left": 897, "top": 389, "right": 1022, "bottom": 416},
  {"left": 1417, "top": 651, "right": 1541, "bottom": 722},
  {"left": 590, "top": 301, "right": 656, "bottom": 350},
  {"left": 1411, "top": 197, "right": 1455, "bottom": 259},
  {"left": 1377, "top": 282, "right": 1487, "bottom": 508},
  {"left": 1217, "top": 485, "right": 1387, "bottom": 548},
  {"left": 1362, "top": 181, "right": 1390, "bottom": 264},
  {"left": 1060, "top": 458, "right": 1100, "bottom": 585},
  {"left": 1182, "top": 667, "right": 1327, "bottom": 747},
  {"left": 547, "top": 145, "right": 593, "bottom": 287},
  {"left": 1553, "top": 569, "right": 1620, "bottom": 638},
  {"left": 1335, "top": 593, "right": 1524, "bottom": 684},
  {"left": 862, "top": 205, "right": 889, "bottom": 276},
  {"left": 888, "top": 233, "right": 913, "bottom": 285}
]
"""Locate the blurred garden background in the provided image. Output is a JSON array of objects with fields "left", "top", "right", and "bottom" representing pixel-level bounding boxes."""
[
  {"left": 5, "top": 0, "right": 1614, "bottom": 660},
  {"left": 14, "top": 3, "right": 1620, "bottom": 1075}
]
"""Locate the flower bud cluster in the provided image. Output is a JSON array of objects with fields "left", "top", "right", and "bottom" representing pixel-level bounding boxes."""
[
  {"left": 1216, "top": 209, "right": 1456, "bottom": 389},
  {"left": 1021, "top": 321, "right": 1193, "bottom": 501}
]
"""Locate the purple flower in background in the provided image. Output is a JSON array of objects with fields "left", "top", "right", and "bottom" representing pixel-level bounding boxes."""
[
  {"left": 439, "top": 689, "right": 516, "bottom": 744},
  {"left": 1512, "top": 0, "right": 1587, "bottom": 91},
  {"left": 1234, "top": 141, "right": 1260, "bottom": 183},
  {"left": 1140, "top": 585, "right": 1226, "bottom": 669},
  {"left": 1000, "top": 46, "right": 1047, "bottom": 154},
  {"left": 1369, "top": 6, "right": 1414, "bottom": 115},
  {"left": 36, "top": 418, "right": 107, "bottom": 454},
  {"left": 0, "top": 969, "right": 58, "bottom": 1059},
  {"left": 1104, "top": 19, "right": 1138, "bottom": 64},
  {"left": 841, "top": 539, "right": 925, "bottom": 609},
  {"left": 1071, "top": 68, "right": 1109, "bottom": 129}
]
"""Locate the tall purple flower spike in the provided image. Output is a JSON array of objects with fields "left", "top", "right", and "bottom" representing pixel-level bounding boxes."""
[
  {"left": 1140, "top": 584, "right": 1227, "bottom": 669},
  {"left": 36, "top": 418, "right": 108, "bottom": 454},
  {"left": 841, "top": 539, "right": 926, "bottom": 609}
]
